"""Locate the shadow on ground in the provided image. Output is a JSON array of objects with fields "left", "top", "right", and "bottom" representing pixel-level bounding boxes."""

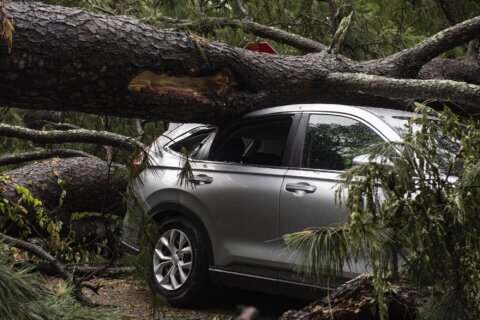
[{"left": 75, "top": 277, "right": 311, "bottom": 319}]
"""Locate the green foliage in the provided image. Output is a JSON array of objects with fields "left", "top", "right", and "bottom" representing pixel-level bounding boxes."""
[
  {"left": 122, "top": 189, "right": 168, "bottom": 315},
  {"left": 36, "top": 0, "right": 479, "bottom": 59},
  {"left": 0, "top": 244, "right": 120, "bottom": 320},
  {"left": 0, "top": 177, "right": 65, "bottom": 248},
  {"left": 285, "top": 105, "right": 480, "bottom": 319}
]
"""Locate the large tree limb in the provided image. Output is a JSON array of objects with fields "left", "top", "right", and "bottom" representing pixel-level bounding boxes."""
[
  {"left": 0, "top": 123, "right": 146, "bottom": 150},
  {"left": 377, "top": 15, "right": 480, "bottom": 77},
  {"left": 0, "top": 149, "right": 95, "bottom": 166},
  {"left": 1, "top": 157, "right": 127, "bottom": 229},
  {"left": 325, "top": 73, "right": 480, "bottom": 114},
  {"left": 0, "top": 1, "right": 479, "bottom": 123}
]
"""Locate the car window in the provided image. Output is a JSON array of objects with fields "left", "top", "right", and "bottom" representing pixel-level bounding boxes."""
[
  {"left": 302, "top": 114, "right": 383, "bottom": 170},
  {"left": 210, "top": 117, "right": 293, "bottom": 167},
  {"left": 169, "top": 128, "right": 215, "bottom": 155}
]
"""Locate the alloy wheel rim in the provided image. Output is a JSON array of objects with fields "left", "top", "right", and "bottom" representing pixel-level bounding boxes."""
[{"left": 153, "top": 228, "right": 193, "bottom": 291}]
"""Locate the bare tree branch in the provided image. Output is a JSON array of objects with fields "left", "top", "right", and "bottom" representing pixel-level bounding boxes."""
[
  {"left": 434, "top": 0, "right": 478, "bottom": 62},
  {"left": 0, "top": 123, "right": 146, "bottom": 150},
  {"left": 467, "top": 39, "right": 479, "bottom": 59},
  {"left": 134, "top": 119, "right": 145, "bottom": 142},
  {"left": 180, "top": 17, "right": 327, "bottom": 52},
  {"left": 39, "top": 121, "right": 81, "bottom": 130},
  {"left": 379, "top": 15, "right": 480, "bottom": 77},
  {"left": 0, "top": 232, "right": 69, "bottom": 278},
  {"left": 435, "top": 0, "right": 460, "bottom": 25},
  {"left": 232, "top": 0, "right": 251, "bottom": 20},
  {"left": 202, "top": 0, "right": 228, "bottom": 14},
  {"left": 0, "top": 149, "right": 95, "bottom": 166},
  {"left": 0, "top": 231, "right": 98, "bottom": 306},
  {"left": 325, "top": 73, "right": 480, "bottom": 114}
]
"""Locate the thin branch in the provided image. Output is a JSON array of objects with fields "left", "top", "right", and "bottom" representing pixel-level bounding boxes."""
[
  {"left": 0, "top": 123, "right": 146, "bottom": 150},
  {"left": 39, "top": 121, "right": 81, "bottom": 130},
  {"left": 326, "top": 0, "right": 340, "bottom": 37},
  {"left": 435, "top": 0, "right": 460, "bottom": 25},
  {"left": 203, "top": 0, "right": 228, "bottom": 13},
  {"left": 180, "top": 17, "right": 327, "bottom": 52},
  {"left": 86, "top": 0, "right": 114, "bottom": 16},
  {"left": 0, "top": 232, "right": 69, "bottom": 278},
  {"left": 232, "top": 0, "right": 251, "bottom": 20},
  {"left": 0, "top": 149, "right": 95, "bottom": 166},
  {"left": 69, "top": 265, "right": 133, "bottom": 278},
  {"left": 467, "top": 39, "right": 479, "bottom": 59},
  {"left": 134, "top": 119, "right": 146, "bottom": 142}
]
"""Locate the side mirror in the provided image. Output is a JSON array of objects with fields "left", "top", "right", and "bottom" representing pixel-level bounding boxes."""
[{"left": 352, "top": 154, "right": 393, "bottom": 166}]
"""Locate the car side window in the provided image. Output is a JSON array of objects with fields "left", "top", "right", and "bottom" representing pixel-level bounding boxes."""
[
  {"left": 302, "top": 114, "right": 383, "bottom": 170},
  {"left": 210, "top": 117, "right": 293, "bottom": 167},
  {"left": 169, "top": 128, "right": 215, "bottom": 157}
]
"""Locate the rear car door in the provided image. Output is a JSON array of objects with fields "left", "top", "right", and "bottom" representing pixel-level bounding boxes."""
[
  {"left": 278, "top": 112, "right": 386, "bottom": 283},
  {"left": 190, "top": 114, "right": 300, "bottom": 274}
]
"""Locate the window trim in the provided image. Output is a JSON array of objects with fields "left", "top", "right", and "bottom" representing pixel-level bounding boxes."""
[
  {"left": 199, "top": 113, "right": 301, "bottom": 169},
  {"left": 290, "top": 112, "right": 390, "bottom": 172}
]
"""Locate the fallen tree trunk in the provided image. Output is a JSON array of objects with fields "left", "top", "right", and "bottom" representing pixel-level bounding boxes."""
[
  {"left": 0, "top": 149, "right": 96, "bottom": 166},
  {"left": 279, "top": 274, "right": 429, "bottom": 320},
  {"left": 0, "top": 1, "right": 479, "bottom": 123},
  {"left": 0, "top": 157, "right": 127, "bottom": 240}
]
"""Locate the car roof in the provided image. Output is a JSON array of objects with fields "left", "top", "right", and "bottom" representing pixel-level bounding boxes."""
[{"left": 243, "top": 103, "right": 416, "bottom": 119}]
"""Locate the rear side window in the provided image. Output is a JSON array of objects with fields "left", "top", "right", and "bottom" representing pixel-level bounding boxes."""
[
  {"left": 302, "top": 114, "right": 383, "bottom": 170},
  {"left": 210, "top": 117, "right": 293, "bottom": 167},
  {"left": 169, "top": 128, "right": 215, "bottom": 154}
]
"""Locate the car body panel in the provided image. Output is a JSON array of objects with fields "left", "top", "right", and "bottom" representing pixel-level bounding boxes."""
[{"left": 122, "top": 103, "right": 412, "bottom": 299}]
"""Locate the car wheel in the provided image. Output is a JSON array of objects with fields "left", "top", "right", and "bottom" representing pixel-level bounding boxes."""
[{"left": 151, "top": 216, "right": 210, "bottom": 307}]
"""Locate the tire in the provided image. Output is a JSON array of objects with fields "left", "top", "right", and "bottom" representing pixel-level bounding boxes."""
[{"left": 151, "top": 216, "right": 210, "bottom": 307}]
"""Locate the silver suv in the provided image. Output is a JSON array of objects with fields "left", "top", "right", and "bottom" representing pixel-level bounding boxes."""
[{"left": 122, "top": 104, "right": 412, "bottom": 306}]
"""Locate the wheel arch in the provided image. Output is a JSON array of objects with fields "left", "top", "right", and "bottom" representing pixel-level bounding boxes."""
[{"left": 149, "top": 202, "right": 215, "bottom": 266}]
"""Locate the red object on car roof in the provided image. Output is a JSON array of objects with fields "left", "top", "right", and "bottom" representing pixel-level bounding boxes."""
[{"left": 243, "top": 42, "right": 278, "bottom": 55}]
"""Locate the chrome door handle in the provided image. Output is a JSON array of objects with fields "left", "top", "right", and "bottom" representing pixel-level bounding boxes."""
[
  {"left": 191, "top": 174, "right": 213, "bottom": 184},
  {"left": 285, "top": 183, "right": 316, "bottom": 193}
]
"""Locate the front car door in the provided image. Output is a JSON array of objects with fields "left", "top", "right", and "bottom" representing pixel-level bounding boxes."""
[{"left": 278, "top": 112, "right": 389, "bottom": 286}]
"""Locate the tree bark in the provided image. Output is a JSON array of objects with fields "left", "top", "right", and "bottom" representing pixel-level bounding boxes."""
[
  {"left": 279, "top": 274, "right": 429, "bottom": 320},
  {"left": 0, "top": 157, "right": 127, "bottom": 238},
  {"left": 0, "top": 123, "right": 146, "bottom": 150},
  {"left": 1, "top": 1, "right": 480, "bottom": 123},
  {"left": 0, "top": 149, "right": 95, "bottom": 166}
]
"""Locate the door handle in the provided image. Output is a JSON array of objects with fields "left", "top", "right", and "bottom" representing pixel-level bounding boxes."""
[
  {"left": 285, "top": 183, "right": 316, "bottom": 193},
  {"left": 190, "top": 174, "right": 213, "bottom": 185}
]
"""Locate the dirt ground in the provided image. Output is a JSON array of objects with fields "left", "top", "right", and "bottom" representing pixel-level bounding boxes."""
[{"left": 53, "top": 277, "right": 309, "bottom": 320}]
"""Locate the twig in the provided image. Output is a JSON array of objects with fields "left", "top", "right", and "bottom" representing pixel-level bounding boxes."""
[{"left": 1, "top": 231, "right": 100, "bottom": 306}]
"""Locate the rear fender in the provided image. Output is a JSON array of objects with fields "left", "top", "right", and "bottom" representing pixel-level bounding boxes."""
[{"left": 147, "top": 196, "right": 215, "bottom": 265}]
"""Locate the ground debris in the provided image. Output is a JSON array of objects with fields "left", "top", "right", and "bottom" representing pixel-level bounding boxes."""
[{"left": 279, "top": 274, "right": 429, "bottom": 320}]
